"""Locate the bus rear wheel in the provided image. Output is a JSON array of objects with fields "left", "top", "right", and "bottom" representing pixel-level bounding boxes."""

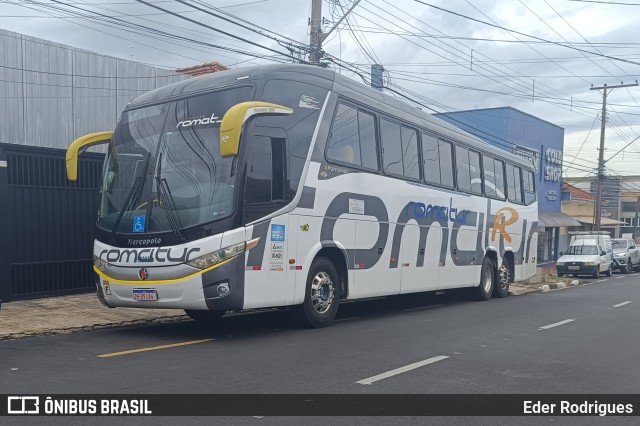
[
  {"left": 471, "top": 257, "right": 495, "bottom": 301},
  {"left": 294, "top": 257, "right": 341, "bottom": 328},
  {"left": 493, "top": 258, "right": 510, "bottom": 298},
  {"left": 184, "top": 309, "right": 225, "bottom": 324}
]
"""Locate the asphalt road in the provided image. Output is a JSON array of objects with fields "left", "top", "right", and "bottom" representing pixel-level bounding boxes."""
[{"left": 2, "top": 272, "right": 640, "bottom": 424}]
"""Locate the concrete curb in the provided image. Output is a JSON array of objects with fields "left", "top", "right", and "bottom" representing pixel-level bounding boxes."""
[{"left": 0, "top": 315, "right": 190, "bottom": 341}]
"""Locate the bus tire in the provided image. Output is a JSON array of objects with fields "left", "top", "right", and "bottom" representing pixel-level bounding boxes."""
[
  {"left": 472, "top": 257, "right": 495, "bottom": 301},
  {"left": 184, "top": 309, "right": 225, "bottom": 324},
  {"left": 493, "top": 258, "right": 510, "bottom": 298},
  {"left": 294, "top": 257, "right": 341, "bottom": 328}
]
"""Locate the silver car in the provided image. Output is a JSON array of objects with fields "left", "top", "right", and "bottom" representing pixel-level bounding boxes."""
[{"left": 612, "top": 238, "right": 640, "bottom": 273}]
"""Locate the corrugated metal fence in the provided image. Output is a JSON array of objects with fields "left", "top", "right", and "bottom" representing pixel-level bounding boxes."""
[{"left": 0, "top": 144, "right": 103, "bottom": 301}]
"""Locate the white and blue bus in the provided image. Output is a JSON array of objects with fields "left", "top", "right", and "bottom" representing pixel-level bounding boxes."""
[{"left": 66, "top": 64, "right": 538, "bottom": 327}]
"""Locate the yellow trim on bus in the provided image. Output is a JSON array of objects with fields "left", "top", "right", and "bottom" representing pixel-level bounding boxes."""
[
  {"left": 66, "top": 131, "right": 113, "bottom": 181},
  {"left": 93, "top": 256, "right": 236, "bottom": 285},
  {"left": 219, "top": 101, "right": 293, "bottom": 158}
]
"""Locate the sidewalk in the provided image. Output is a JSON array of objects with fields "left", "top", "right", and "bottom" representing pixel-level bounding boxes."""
[{"left": 0, "top": 293, "right": 187, "bottom": 340}]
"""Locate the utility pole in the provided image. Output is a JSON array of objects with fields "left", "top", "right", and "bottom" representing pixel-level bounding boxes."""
[
  {"left": 309, "top": 0, "right": 361, "bottom": 66},
  {"left": 309, "top": 0, "right": 323, "bottom": 65},
  {"left": 634, "top": 195, "right": 640, "bottom": 241},
  {"left": 590, "top": 81, "right": 638, "bottom": 230}
]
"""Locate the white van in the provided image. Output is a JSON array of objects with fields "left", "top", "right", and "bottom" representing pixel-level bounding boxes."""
[
  {"left": 569, "top": 232, "right": 613, "bottom": 267},
  {"left": 557, "top": 238, "right": 612, "bottom": 278}
]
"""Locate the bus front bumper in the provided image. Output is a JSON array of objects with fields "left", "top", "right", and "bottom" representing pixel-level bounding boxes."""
[{"left": 93, "top": 255, "right": 245, "bottom": 311}]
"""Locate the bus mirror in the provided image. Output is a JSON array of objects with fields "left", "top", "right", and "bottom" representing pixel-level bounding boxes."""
[
  {"left": 219, "top": 101, "right": 293, "bottom": 158},
  {"left": 66, "top": 131, "right": 113, "bottom": 181}
]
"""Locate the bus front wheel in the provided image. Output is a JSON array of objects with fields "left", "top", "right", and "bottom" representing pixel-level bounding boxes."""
[{"left": 294, "top": 257, "right": 341, "bottom": 328}]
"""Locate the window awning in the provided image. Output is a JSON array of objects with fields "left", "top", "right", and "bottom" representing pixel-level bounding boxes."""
[
  {"left": 571, "top": 215, "right": 625, "bottom": 226},
  {"left": 538, "top": 211, "right": 582, "bottom": 227}
]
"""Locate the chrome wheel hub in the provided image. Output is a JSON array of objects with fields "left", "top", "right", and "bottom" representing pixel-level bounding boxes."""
[{"left": 310, "top": 271, "right": 334, "bottom": 314}]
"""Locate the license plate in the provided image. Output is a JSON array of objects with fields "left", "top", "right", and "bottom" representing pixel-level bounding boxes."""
[
  {"left": 133, "top": 288, "right": 158, "bottom": 301},
  {"left": 568, "top": 266, "right": 579, "bottom": 271}
]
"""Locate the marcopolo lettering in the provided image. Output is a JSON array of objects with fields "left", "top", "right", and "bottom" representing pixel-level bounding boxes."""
[
  {"left": 127, "top": 238, "right": 162, "bottom": 246},
  {"left": 101, "top": 247, "right": 201, "bottom": 264},
  {"left": 405, "top": 198, "right": 469, "bottom": 223}
]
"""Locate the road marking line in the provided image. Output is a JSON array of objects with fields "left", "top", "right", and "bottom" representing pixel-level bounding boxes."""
[
  {"left": 595, "top": 279, "right": 607, "bottom": 283},
  {"left": 356, "top": 355, "right": 449, "bottom": 385},
  {"left": 616, "top": 276, "right": 625, "bottom": 279},
  {"left": 613, "top": 301, "right": 632, "bottom": 308},
  {"left": 538, "top": 319, "right": 575, "bottom": 330},
  {"left": 97, "top": 338, "right": 214, "bottom": 358},
  {"left": 403, "top": 304, "right": 444, "bottom": 312}
]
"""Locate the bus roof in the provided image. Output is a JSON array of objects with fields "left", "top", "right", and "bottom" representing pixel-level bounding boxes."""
[{"left": 126, "top": 64, "right": 533, "bottom": 170}]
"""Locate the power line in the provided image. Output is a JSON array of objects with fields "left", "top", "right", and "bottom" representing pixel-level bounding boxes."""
[
  {"left": 413, "top": 0, "right": 640, "bottom": 67},
  {"left": 133, "top": 0, "right": 305, "bottom": 62},
  {"left": 6, "top": 0, "right": 283, "bottom": 64}
]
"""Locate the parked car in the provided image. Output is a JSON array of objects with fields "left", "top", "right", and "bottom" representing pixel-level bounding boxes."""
[
  {"left": 611, "top": 238, "right": 640, "bottom": 273},
  {"left": 556, "top": 240, "right": 612, "bottom": 278}
]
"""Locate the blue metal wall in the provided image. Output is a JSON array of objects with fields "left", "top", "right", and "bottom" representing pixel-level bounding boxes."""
[{"left": 435, "top": 107, "right": 564, "bottom": 213}]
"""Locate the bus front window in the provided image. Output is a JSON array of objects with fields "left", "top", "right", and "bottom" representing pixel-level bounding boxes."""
[{"left": 98, "top": 86, "right": 253, "bottom": 235}]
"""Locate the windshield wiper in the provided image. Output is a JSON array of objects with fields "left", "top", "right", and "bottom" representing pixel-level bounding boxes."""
[
  {"left": 153, "top": 153, "right": 185, "bottom": 242},
  {"left": 111, "top": 155, "right": 151, "bottom": 240}
]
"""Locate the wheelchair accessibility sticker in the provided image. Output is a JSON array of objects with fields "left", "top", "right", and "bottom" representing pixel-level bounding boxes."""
[{"left": 133, "top": 215, "right": 146, "bottom": 233}]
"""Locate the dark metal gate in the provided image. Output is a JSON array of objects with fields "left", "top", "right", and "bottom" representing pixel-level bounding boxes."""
[{"left": 0, "top": 144, "right": 104, "bottom": 301}]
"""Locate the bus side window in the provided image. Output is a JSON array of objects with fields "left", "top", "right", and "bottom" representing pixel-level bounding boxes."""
[
  {"left": 244, "top": 136, "right": 272, "bottom": 204},
  {"left": 271, "top": 138, "right": 287, "bottom": 201},
  {"left": 456, "top": 145, "right": 471, "bottom": 192},
  {"left": 506, "top": 163, "right": 522, "bottom": 204},
  {"left": 523, "top": 169, "right": 536, "bottom": 205},
  {"left": 483, "top": 156, "right": 506, "bottom": 199},
  {"left": 327, "top": 103, "right": 378, "bottom": 170},
  {"left": 469, "top": 150, "right": 482, "bottom": 195},
  {"left": 494, "top": 159, "right": 506, "bottom": 199},
  {"left": 484, "top": 155, "right": 496, "bottom": 198},
  {"left": 243, "top": 136, "right": 288, "bottom": 224},
  {"left": 423, "top": 135, "right": 454, "bottom": 188},
  {"left": 439, "top": 140, "right": 454, "bottom": 187},
  {"left": 401, "top": 126, "right": 420, "bottom": 180},
  {"left": 380, "top": 118, "right": 403, "bottom": 176},
  {"left": 422, "top": 133, "right": 440, "bottom": 184},
  {"left": 358, "top": 111, "right": 378, "bottom": 169}
]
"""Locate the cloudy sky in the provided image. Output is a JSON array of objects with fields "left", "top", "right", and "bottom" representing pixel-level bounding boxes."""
[{"left": 1, "top": 0, "right": 639, "bottom": 178}]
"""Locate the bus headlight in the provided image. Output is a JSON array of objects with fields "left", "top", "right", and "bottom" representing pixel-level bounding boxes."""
[
  {"left": 93, "top": 255, "right": 112, "bottom": 271},
  {"left": 187, "top": 238, "right": 260, "bottom": 270}
]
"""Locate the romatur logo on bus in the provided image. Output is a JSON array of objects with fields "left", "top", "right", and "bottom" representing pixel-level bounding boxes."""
[
  {"left": 98, "top": 247, "right": 201, "bottom": 264},
  {"left": 176, "top": 113, "right": 221, "bottom": 128}
]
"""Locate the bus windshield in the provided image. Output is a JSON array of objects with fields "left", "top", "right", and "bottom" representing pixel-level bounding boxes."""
[{"left": 98, "top": 86, "right": 252, "bottom": 234}]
